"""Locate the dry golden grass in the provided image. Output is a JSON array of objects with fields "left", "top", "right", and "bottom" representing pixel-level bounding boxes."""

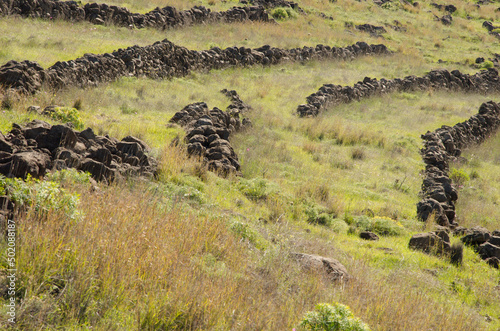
[{"left": 0, "top": 180, "right": 488, "bottom": 330}]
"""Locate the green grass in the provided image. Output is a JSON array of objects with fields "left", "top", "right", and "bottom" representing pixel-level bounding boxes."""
[{"left": 1, "top": 0, "right": 500, "bottom": 329}]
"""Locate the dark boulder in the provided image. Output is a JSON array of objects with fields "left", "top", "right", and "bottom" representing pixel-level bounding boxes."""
[
  {"left": 461, "top": 226, "right": 491, "bottom": 247},
  {"left": 360, "top": 231, "right": 379, "bottom": 241},
  {"left": 409, "top": 232, "right": 451, "bottom": 255}
]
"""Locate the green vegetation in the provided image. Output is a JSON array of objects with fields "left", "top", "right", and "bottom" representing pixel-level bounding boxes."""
[
  {"left": 45, "top": 106, "right": 85, "bottom": 129},
  {"left": 301, "top": 303, "right": 371, "bottom": 331},
  {"left": 0, "top": 0, "right": 500, "bottom": 329}
]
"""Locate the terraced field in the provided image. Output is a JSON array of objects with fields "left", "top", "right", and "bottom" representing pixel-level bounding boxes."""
[{"left": 1, "top": 0, "right": 500, "bottom": 330}]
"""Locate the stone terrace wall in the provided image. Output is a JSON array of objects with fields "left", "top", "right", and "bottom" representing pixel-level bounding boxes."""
[
  {"left": 169, "top": 89, "right": 252, "bottom": 176},
  {"left": 297, "top": 69, "right": 500, "bottom": 117},
  {"left": 0, "top": 40, "right": 390, "bottom": 95},
  {"left": 417, "top": 101, "right": 500, "bottom": 227},
  {"left": 0, "top": 0, "right": 272, "bottom": 29}
]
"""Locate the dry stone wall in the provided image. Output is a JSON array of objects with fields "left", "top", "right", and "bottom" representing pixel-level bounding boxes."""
[
  {"left": 169, "top": 90, "right": 251, "bottom": 176},
  {"left": 0, "top": 119, "right": 157, "bottom": 182},
  {"left": 297, "top": 68, "right": 500, "bottom": 117},
  {"left": 0, "top": 0, "right": 272, "bottom": 29},
  {"left": 0, "top": 40, "right": 390, "bottom": 95},
  {"left": 417, "top": 101, "right": 500, "bottom": 227}
]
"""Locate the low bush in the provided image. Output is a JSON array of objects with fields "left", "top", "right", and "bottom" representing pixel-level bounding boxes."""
[
  {"left": 238, "top": 177, "right": 278, "bottom": 201},
  {"left": 0, "top": 173, "right": 83, "bottom": 220},
  {"left": 271, "top": 7, "right": 297, "bottom": 20},
  {"left": 46, "top": 106, "right": 84, "bottom": 129},
  {"left": 300, "top": 303, "right": 371, "bottom": 331},
  {"left": 352, "top": 215, "right": 404, "bottom": 236},
  {"left": 450, "top": 168, "right": 469, "bottom": 187}
]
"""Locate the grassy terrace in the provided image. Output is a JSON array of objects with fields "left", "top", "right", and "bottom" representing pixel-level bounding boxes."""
[{"left": 1, "top": 0, "right": 500, "bottom": 329}]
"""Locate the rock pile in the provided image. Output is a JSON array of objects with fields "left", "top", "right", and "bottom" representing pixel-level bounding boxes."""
[
  {"left": 297, "top": 68, "right": 500, "bottom": 117},
  {"left": 0, "top": 39, "right": 390, "bottom": 95},
  {"left": 0, "top": 0, "right": 272, "bottom": 29},
  {"left": 0, "top": 119, "right": 157, "bottom": 182},
  {"left": 355, "top": 23, "right": 387, "bottom": 36},
  {"left": 169, "top": 90, "right": 251, "bottom": 176},
  {"left": 417, "top": 101, "right": 500, "bottom": 227},
  {"left": 459, "top": 226, "right": 500, "bottom": 268}
]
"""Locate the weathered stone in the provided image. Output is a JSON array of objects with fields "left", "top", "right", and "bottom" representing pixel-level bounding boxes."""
[
  {"left": 461, "top": 226, "right": 491, "bottom": 247},
  {"left": 409, "top": 232, "right": 451, "bottom": 255},
  {"left": 121, "top": 135, "right": 151, "bottom": 152},
  {"left": 478, "top": 242, "right": 500, "bottom": 260},
  {"left": 10, "top": 151, "right": 51, "bottom": 179},
  {"left": 360, "top": 231, "right": 379, "bottom": 241},
  {"left": 79, "top": 158, "right": 115, "bottom": 182},
  {"left": 485, "top": 257, "right": 500, "bottom": 269},
  {"left": 291, "top": 252, "right": 350, "bottom": 281}
]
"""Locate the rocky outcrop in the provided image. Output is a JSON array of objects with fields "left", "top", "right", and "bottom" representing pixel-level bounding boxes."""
[
  {"left": 169, "top": 90, "right": 251, "bottom": 176},
  {"left": 291, "top": 252, "right": 351, "bottom": 282},
  {"left": 0, "top": 0, "right": 272, "bottom": 29},
  {"left": 0, "top": 119, "right": 157, "bottom": 182},
  {"left": 297, "top": 68, "right": 500, "bottom": 117},
  {"left": 417, "top": 101, "right": 500, "bottom": 226},
  {"left": 0, "top": 39, "right": 390, "bottom": 95}
]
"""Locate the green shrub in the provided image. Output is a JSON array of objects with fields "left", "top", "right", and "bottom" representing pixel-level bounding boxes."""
[
  {"left": 45, "top": 168, "right": 91, "bottom": 184},
  {"left": 271, "top": 8, "right": 289, "bottom": 20},
  {"left": 481, "top": 60, "right": 494, "bottom": 69},
  {"left": 0, "top": 174, "right": 82, "bottom": 220},
  {"left": 371, "top": 216, "right": 403, "bottom": 236},
  {"left": 305, "top": 205, "right": 333, "bottom": 226},
  {"left": 238, "top": 177, "right": 277, "bottom": 201},
  {"left": 450, "top": 168, "right": 469, "bottom": 186},
  {"left": 47, "top": 107, "right": 84, "bottom": 129},
  {"left": 300, "top": 303, "right": 371, "bottom": 331},
  {"left": 229, "top": 220, "right": 266, "bottom": 249},
  {"left": 352, "top": 216, "right": 404, "bottom": 236},
  {"left": 330, "top": 219, "right": 349, "bottom": 234},
  {"left": 285, "top": 8, "right": 298, "bottom": 19}
]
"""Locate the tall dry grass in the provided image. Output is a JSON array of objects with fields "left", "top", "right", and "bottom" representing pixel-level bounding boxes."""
[{"left": 0, "top": 176, "right": 488, "bottom": 330}]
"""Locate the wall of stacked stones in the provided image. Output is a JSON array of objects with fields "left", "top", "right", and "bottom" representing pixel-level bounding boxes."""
[
  {"left": 0, "top": 39, "right": 390, "bottom": 95},
  {"left": 296, "top": 69, "right": 500, "bottom": 117},
  {"left": 417, "top": 101, "right": 500, "bottom": 227},
  {"left": 0, "top": 0, "right": 272, "bottom": 29}
]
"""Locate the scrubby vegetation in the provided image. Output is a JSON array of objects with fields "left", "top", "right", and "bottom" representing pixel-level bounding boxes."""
[{"left": 1, "top": 0, "right": 500, "bottom": 330}]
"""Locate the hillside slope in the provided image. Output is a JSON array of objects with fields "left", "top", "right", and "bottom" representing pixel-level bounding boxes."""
[{"left": 0, "top": 0, "right": 500, "bottom": 330}]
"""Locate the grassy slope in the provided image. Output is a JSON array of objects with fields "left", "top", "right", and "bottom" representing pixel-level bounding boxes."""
[{"left": 1, "top": 0, "right": 500, "bottom": 329}]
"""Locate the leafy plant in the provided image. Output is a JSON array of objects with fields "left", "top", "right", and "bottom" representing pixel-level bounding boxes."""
[
  {"left": 300, "top": 303, "right": 370, "bottom": 331},
  {"left": 46, "top": 107, "right": 84, "bottom": 129},
  {"left": 270, "top": 7, "right": 298, "bottom": 20},
  {"left": 450, "top": 168, "right": 469, "bottom": 186},
  {"left": 305, "top": 204, "right": 333, "bottom": 226},
  {"left": 237, "top": 177, "right": 277, "bottom": 201},
  {"left": 0, "top": 174, "right": 82, "bottom": 220},
  {"left": 352, "top": 216, "right": 404, "bottom": 236}
]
